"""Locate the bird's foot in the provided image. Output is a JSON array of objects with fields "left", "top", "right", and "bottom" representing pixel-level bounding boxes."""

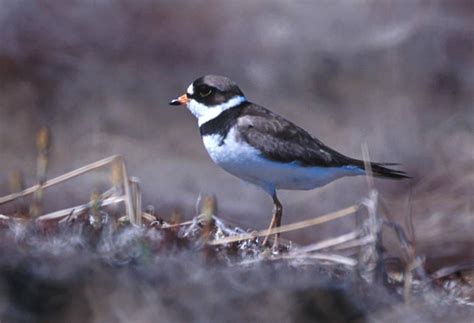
[
  {"left": 271, "top": 236, "right": 282, "bottom": 254},
  {"left": 260, "top": 234, "right": 281, "bottom": 254}
]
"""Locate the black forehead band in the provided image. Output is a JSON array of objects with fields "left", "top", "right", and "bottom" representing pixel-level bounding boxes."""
[
  {"left": 195, "top": 76, "right": 238, "bottom": 91},
  {"left": 186, "top": 75, "right": 245, "bottom": 102}
]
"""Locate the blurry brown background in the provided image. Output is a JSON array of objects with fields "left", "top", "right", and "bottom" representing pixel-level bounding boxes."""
[{"left": 0, "top": 1, "right": 473, "bottom": 250}]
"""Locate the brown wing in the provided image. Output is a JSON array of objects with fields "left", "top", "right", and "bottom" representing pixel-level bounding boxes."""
[
  {"left": 237, "top": 104, "right": 350, "bottom": 167},
  {"left": 237, "top": 104, "right": 409, "bottom": 179}
]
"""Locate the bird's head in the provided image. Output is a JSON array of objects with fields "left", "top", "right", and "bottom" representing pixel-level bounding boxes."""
[{"left": 170, "top": 75, "right": 247, "bottom": 126}]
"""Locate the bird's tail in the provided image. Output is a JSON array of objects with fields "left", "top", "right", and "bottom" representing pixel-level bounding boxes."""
[
  {"left": 366, "top": 162, "right": 410, "bottom": 179},
  {"left": 328, "top": 147, "right": 410, "bottom": 179},
  {"left": 342, "top": 158, "right": 409, "bottom": 179}
]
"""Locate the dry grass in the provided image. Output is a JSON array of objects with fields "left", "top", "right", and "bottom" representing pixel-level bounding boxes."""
[{"left": 0, "top": 129, "right": 473, "bottom": 322}]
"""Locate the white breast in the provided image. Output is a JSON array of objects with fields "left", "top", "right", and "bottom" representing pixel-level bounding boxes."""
[{"left": 202, "top": 128, "right": 362, "bottom": 194}]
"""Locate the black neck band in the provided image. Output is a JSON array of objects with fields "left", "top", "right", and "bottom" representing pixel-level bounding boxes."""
[{"left": 199, "top": 102, "right": 249, "bottom": 138}]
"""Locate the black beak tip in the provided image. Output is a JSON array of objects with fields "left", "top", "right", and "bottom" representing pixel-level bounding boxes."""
[{"left": 169, "top": 99, "right": 180, "bottom": 106}]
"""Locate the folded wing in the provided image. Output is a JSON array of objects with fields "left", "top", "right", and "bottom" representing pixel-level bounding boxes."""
[{"left": 237, "top": 104, "right": 408, "bottom": 179}]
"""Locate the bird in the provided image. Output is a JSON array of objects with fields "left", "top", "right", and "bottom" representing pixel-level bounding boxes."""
[{"left": 170, "top": 75, "right": 408, "bottom": 249}]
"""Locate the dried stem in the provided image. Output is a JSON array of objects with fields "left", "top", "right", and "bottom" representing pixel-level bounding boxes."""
[
  {"left": 119, "top": 157, "right": 137, "bottom": 226},
  {"left": 30, "top": 127, "right": 50, "bottom": 217},
  {"left": 361, "top": 142, "right": 374, "bottom": 190},
  {"left": 89, "top": 191, "right": 102, "bottom": 229},
  {"left": 37, "top": 195, "right": 126, "bottom": 222},
  {"left": 358, "top": 190, "right": 383, "bottom": 284},
  {"left": 237, "top": 252, "right": 357, "bottom": 267},
  {"left": 0, "top": 154, "right": 140, "bottom": 226},
  {"left": 209, "top": 205, "right": 358, "bottom": 245},
  {"left": 0, "top": 155, "right": 122, "bottom": 206},
  {"left": 295, "top": 231, "right": 360, "bottom": 254},
  {"left": 129, "top": 177, "right": 142, "bottom": 226}
]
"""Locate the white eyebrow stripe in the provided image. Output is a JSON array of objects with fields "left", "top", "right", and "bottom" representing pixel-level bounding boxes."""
[{"left": 186, "top": 83, "right": 194, "bottom": 96}]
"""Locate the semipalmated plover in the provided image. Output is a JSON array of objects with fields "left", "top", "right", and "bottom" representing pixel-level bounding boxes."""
[{"left": 170, "top": 75, "right": 408, "bottom": 249}]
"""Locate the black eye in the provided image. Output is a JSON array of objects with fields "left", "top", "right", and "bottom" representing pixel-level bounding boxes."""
[{"left": 198, "top": 86, "right": 212, "bottom": 97}]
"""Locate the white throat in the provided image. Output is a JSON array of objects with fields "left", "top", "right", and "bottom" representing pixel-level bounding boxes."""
[{"left": 187, "top": 96, "right": 247, "bottom": 126}]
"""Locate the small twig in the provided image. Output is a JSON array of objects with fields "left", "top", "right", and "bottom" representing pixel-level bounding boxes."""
[
  {"left": 358, "top": 190, "right": 383, "bottom": 283},
  {"left": 383, "top": 221, "right": 412, "bottom": 260},
  {"left": 195, "top": 193, "right": 203, "bottom": 217},
  {"left": 0, "top": 155, "right": 140, "bottom": 226},
  {"left": 89, "top": 191, "right": 102, "bottom": 229},
  {"left": 129, "top": 177, "right": 142, "bottom": 226},
  {"left": 405, "top": 188, "right": 416, "bottom": 245},
  {"left": 119, "top": 157, "right": 137, "bottom": 226},
  {"left": 404, "top": 260, "right": 415, "bottom": 304},
  {"left": 8, "top": 171, "right": 26, "bottom": 214},
  {"left": 294, "top": 231, "right": 360, "bottom": 254},
  {"left": 158, "top": 219, "right": 194, "bottom": 229},
  {"left": 402, "top": 193, "right": 420, "bottom": 302},
  {"left": 100, "top": 187, "right": 119, "bottom": 200},
  {"left": 141, "top": 212, "right": 157, "bottom": 223},
  {"left": 361, "top": 142, "right": 374, "bottom": 189},
  {"left": 36, "top": 195, "right": 126, "bottom": 222},
  {"left": 333, "top": 234, "right": 375, "bottom": 251},
  {"left": 0, "top": 155, "right": 122, "bottom": 205},
  {"left": 209, "top": 205, "right": 358, "bottom": 245},
  {"left": 287, "top": 253, "right": 357, "bottom": 267},
  {"left": 30, "top": 127, "right": 50, "bottom": 217},
  {"left": 237, "top": 252, "right": 357, "bottom": 267},
  {"left": 58, "top": 208, "right": 76, "bottom": 224},
  {"left": 382, "top": 219, "right": 430, "bottom": 301},
  {"left": 430, "top": 262, "right": 474, "bottom": 280},
  {"left": 200, "top": 195, "right": 217, "bottom": 242}
]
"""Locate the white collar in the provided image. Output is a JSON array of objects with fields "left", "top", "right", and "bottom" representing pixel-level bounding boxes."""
[{"left": 186, "top": 96, "right": 247, "bottom": 126}]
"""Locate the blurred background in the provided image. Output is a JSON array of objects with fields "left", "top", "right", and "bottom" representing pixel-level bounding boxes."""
[{"left": 0, "top": 0, "right": 473, "bottom": 257}]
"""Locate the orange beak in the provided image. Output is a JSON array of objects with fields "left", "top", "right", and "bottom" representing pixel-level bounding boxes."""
[{"left": 169, "top": 94, "right": 189, "bottom": 106}]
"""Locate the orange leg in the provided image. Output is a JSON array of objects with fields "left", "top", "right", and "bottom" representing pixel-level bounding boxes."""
[{"left": 262, "top": 193, "right": 283, "bottom": 249}]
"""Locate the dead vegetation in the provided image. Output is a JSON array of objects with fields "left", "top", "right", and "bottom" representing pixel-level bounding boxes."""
[{"left": 0, "top": 129, "right": 473, "bottom": 322}]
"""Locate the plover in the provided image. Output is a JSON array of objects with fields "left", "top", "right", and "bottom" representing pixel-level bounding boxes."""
[{"left": 170, "top": 75, "right": 408, "bottom": 248}]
